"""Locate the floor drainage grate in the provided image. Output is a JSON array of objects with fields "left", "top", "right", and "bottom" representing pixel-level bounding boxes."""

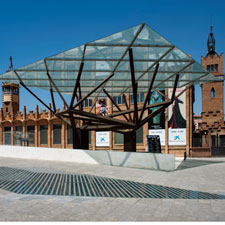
[{"left": 0, "top": 167, "right": 224, "bottom": 199}]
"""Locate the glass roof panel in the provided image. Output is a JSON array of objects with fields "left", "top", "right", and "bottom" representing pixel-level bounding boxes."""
[
  {"left": 85, "top": 46, "right": 127, "bottom": 60},
  {"left": 0, "top": 23, "right": 219, "bottom": 98},
  {"left": 1, "top": 71, "right": 19, "bottom": 84},
  {"left": 15, "top": 60, "right": 46, "bottom": 72},
  {"left": 134, "top": 24, "right": 172, "bottom": 46},
  {"left": 90, "top": 24, "right": 142, "bottom": 45},
  {"left": 47, "top": 45, "right": 84, "bottom": 59}
]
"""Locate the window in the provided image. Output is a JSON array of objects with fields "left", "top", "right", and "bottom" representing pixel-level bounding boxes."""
[
  {"left": 40, "top": 125, "right": 48, "bottom": 145},
  {"left": 4, "top": 126, "right": 11, "bottom": 145},
  {"left": 131, "top": 95, "right": 134, "bottom": 104},
  {"left": 27, "top": 125, "right": 35, "bottom": 145},
  {"left": 211, "top": 88, "right": 215, "bottom": 98},
  {"left": 114, "top": 132, "right": 124, "bottom": 144},
  {"left": 13, "top": 87, "right": 19, "bottom": 94},
  {"left": 122, "top": 95, "right": 125, "bottom": 104},
  {"left": 67, "top": 125, "right": 73, "bottom": 145},
  {"left": 207, "top": 64, "right": 218, "bottom": 72},
  {"left": 16, "top": 126, "right": 22, "bottom": 132},
  {"left": 85, "top": 99, "right": 88, "bottom": 107},
  {"left": 136, "top": 93, "right": 139, "bottom": 103},
  {"left": 211, "top": 135, "right": 216, "bottom": 147},
  {"left": 53, "top": 124, "right": 61, "bottom": 144},
  {"left": 136, "top": 127, "right": 143, "bottom": 144},
  {"left": 220, "top": 135, "right": 225, "bottom": 147},
  {"left": 215, "top": 64, "right": 218, "bottom": 72},
  {"left": 141, "top": 93, "right": 145, "bottom": 102},
  {"left": 6, "top": 107, "right": 8, "bottom": 113},
  {"left": 15, "top": 126, "right": 22, "bottom": 145},
  {"left": 89, "top": 99, "right": 93, "bottom": 107},
  {"left": 118, "top": 96, "right": 121, "bottom": 104},
  {"left": 4, "top": 87, "right": 10, "bottom": 93}
]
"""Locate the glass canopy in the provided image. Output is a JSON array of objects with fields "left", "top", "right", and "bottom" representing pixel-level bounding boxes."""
[{"left": 0, "top": 23, "right": 219, "bottom": 97}]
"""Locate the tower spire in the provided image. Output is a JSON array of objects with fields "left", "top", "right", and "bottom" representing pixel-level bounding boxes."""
[
  {"left": 207, "top": 25, "right": 216, "bottom": 55},
  {"left": 6, "top": 56, "right": 13, "bottom": 72}
]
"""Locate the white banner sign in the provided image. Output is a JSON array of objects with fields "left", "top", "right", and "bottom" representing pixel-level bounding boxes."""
[
  {"left": 169, "top": 128, "right": 186, "bottom": 145},
  {"left": 148, "top": 129, "right": 165, "bottom": 146},
  {"left": 96, "top": 132, "right": 110, "bottom": 146}
]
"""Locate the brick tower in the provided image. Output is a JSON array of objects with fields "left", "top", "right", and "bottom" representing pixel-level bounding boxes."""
[
  {"left": 201, "top": 26, "right": 224, "bottom": 133},
  {"left": 2, "top": 57, "right": 20, "bottom": 117}
]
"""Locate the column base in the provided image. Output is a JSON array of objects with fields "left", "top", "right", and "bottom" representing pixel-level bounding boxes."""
[
  {"left": 124, "top": 131, "right": 136, "bottom": 152},
  {"left": 72, "top": 128, "right": 89, "bottom": 150}
]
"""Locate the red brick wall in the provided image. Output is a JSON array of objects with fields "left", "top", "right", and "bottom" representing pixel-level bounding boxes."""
[{"left": 201, "top": 53, "right": 224, "bottom": 124}]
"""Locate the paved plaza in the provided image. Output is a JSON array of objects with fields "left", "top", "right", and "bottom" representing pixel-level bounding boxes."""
[{"left": 0, "top": 156, "right": 225, "bottom": 221}]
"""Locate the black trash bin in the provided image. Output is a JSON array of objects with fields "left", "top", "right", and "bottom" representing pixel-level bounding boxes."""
[{"left": 147, "top": 135, "right": 161, "bottom": 153}]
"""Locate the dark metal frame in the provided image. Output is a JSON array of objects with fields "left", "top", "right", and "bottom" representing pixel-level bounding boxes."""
[
  {"left": 10, "top": 23, "right": 201, "bottom": 151},
  {"left": 13, "top": 45, "right": 180, "bottom": 151}
]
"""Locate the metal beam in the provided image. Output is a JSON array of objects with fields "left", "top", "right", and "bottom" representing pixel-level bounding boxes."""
[
  {"left": 129, "top": 48, "right": 138, "bottom": 123},
  {"left": 15, "top": 69, "right": 203, "bottom": 73},
  {"left": 85, "top": 43, "right": 173, "bottom": 48},
  {"left": 152, "top": 88, "right": 171, "bottom": 101},
  {"left": 72, "top": 72, "right": 114, "bottom": 109},
  {"left": 19, "top": 81, "right": 54, "bottom": 114},
  {"left": 2, "top": 77, "right": 205, "bottom": 81},
  {"left": 139, "top": 63, "right": 159, "bottom": 122},
  {"left": 14, "top": 71, "right": 70, "bottom": 126},
  {"left": 136, "top": 75, "right": 179, "bottom": 130},
  {"left": 137, "top": 103, "right": 170, "bottom": 129},
  {"left": 69, "top": 109, "right": 135, "bottom": 128},
  {"left": 123, "top": 94, "right": 132, "bottom": 121},
  {"left": 86, "top": 23, "right": 145, "bottom": 103},
  {"left": 47, "top": 72, "right": 57, "bottom": 113},
  {"left": 171, "top": 74, "right": 180, "bottom": 102},
  {"left": 120, "top": 45, "right": 175, "bottom": 95},
  {"left": 44, "top": 59, "right": 69, "bottom": 109},
  {"left": 110, "top": 100, "right": 171, "bottom": 118},
  {"left": 70, "top": 62, "right": 84, "bottom": 108},
  {"left": 84, "top": 124, "right": 125, "bottom": 131},
  {"left": 154, "top": 61, "right": 194, "bottom": 89},
  {"left": 103, "top": 89, "right": 129, "bottom": 121},
  {"left": 45, "top": 58, "right": 193, "bottom": 63},
  {"left": 50, "top": 87, "right": 56, "bottom": 113},
  {"left": 135, "top": 75, "right": 179, "bottom": 130},
  {"left": 178, "top": 72, "right": 210, "bottom": 89}
]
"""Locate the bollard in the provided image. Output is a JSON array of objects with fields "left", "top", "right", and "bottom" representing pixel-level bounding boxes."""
[{"left": 184, "top": 151, "right": 187, "bottom": 160}]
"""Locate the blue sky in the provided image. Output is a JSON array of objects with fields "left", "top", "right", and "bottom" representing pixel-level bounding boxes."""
[{"left": 0, "top": 0, "right": 225, "bottom": 115}]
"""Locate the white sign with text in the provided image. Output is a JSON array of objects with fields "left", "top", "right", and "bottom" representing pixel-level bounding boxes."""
[
  {"left": 169, "top": 128, "right": 186, "bottom": 145},
  {"left": 96, "top": 132, "right": 110, "bottom": 146}
]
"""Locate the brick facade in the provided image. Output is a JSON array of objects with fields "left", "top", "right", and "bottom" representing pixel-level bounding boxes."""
[
  {"left": 200, "top": 53, "right": 224, "bottom": 134},
  {"left": 192, "top": 43, "right": 225, "bottom": 156},
  {"left": 0, "top": 82, "right": 193, "bottom": 157}
]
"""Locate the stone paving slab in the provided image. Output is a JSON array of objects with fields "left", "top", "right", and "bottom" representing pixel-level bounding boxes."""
[{"left": 0, "top": 156, "right": 225, "bottom": 221}]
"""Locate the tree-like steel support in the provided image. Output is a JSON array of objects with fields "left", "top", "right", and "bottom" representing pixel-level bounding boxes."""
[{"left": 13, "top": 42, "right": 181, "bottom": 152}]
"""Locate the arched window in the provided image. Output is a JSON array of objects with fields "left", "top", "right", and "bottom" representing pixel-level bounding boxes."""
[{"left": 211, "top": 88, "right": 215, "bottom": 98}]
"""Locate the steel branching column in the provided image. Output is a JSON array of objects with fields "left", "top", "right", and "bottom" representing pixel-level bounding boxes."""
[{"left": 14, "top": 46, "right": 180, "bottom": 152}]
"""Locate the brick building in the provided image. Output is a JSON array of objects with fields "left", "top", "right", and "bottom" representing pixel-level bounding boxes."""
[
  {"left": 0, "top": 80, "right": 194, "bottom": 157},
  {"left": 1, "top": 23, "right": 218, "bottom": 157},
  {"left": 193, "top": 26, "right": 225, "bottom": 156}
]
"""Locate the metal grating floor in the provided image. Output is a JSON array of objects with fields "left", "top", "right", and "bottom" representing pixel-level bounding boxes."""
[{"left": 0, "top": 167, "right": 224, "bottom": 199}]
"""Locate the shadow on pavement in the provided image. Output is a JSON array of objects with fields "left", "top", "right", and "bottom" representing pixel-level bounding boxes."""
[
  {"left": 0, "top": 166, "right": 225, "bottom": 200},
  {"left": 176, "top": 159, "right": 225, "bottom": 171}
]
